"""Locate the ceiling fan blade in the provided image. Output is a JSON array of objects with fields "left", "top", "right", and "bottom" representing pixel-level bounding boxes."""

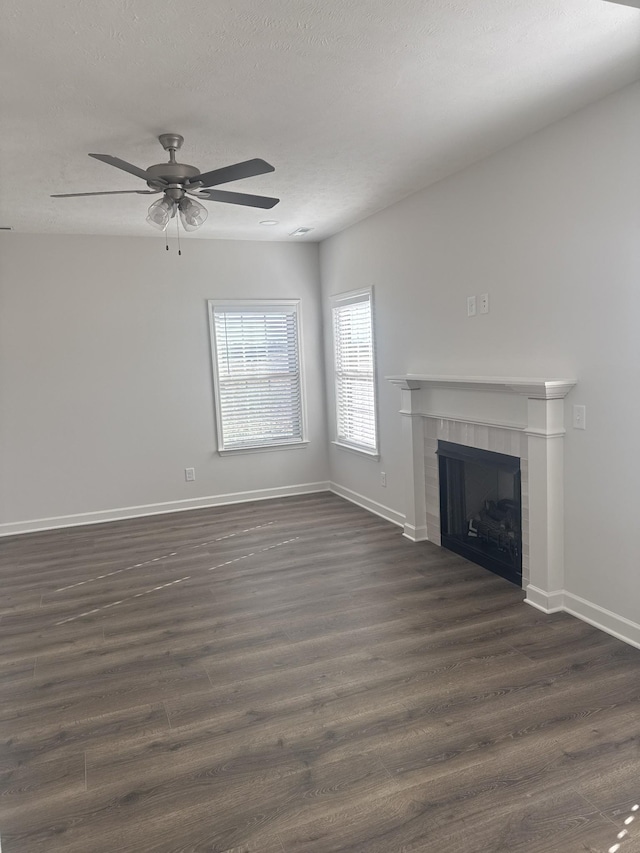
[
  {"left": 187, "top": 158, "right": 275, "bottom": 189},
  {"left": 51, "top": 190, "right": 160, "bottom": 198},
  {"left": 88, "top": 153, "right": 154, "bottom": 183},
  {"left": 194, "top": 189, "right": 280, "bottom": 209}
]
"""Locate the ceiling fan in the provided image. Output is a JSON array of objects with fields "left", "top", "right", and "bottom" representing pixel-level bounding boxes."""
[{"left": 51, "top": 134, "right": 279, "bottom": 232}]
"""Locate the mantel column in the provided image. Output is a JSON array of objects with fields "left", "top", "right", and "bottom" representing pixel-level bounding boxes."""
[
  {"left": 398, "top": 382, "right": 428, "bottom": 542},
  {"left": 525, "top": 397, "right": 566, "bottom": 613}
]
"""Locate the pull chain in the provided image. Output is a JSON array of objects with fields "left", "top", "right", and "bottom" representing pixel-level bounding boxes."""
[
  {"left": 165, "top": 227, "right": 169, "bottom": 252},
  {"left": 176, "top": 215, "right": 181, "bottom": 256}
]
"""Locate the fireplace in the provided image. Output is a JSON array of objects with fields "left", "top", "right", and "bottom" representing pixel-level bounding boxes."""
[
  {"left": 437, "top": 440, "right": 522, "bottom": 585},
  {"left": 387, "top": 374, "right": 576, "bottom": 612}
]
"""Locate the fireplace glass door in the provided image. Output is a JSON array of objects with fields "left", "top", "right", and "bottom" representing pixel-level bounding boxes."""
[{"left": 437, "top": 440, "right": 522, "bottom": 585}]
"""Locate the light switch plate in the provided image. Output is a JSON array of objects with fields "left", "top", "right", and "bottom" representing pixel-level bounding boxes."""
[{"left": 467, "top": 296, "right": 476, "bottom": 317}]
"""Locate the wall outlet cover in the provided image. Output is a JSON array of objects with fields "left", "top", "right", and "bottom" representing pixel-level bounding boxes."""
[{"left": 572, "top": 405, "right": 586, "bottom": 430}]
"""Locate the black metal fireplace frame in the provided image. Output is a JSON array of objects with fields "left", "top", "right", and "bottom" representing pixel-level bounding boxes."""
[{"left": 437, "top": 440, "right": 522, "bottom": 586}]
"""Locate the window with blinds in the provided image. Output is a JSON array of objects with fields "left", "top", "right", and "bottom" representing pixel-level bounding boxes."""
[
  {"left": 331, "top": 288, "right": 378, "bottom": 455},
  {"left": 208, "top": 301, "right": 305, "bottom": 452}
]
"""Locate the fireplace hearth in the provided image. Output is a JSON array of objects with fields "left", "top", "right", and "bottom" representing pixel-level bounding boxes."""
[{"left": 437, "top": 440, "right": 522, "bottom": 585}]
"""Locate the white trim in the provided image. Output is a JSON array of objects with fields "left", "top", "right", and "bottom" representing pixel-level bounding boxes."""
[
  {"left": 207, "top": 299, "right": 307, "bottom": 453},
  {"left": 331, "top": 440, "right": 380, "bottom": 460},
  {"left": 330, "top": 285, "right": 379, "bottom": 456},
  {"left": 330, "top": 481, "right": 640, "bottom": 653},
  {"left": 6, "top": 482, "right": 640, "bottom": 653},
  {"left": 0, "top": 482, "right": 331, "bottom": 538},
  {"left": 387, "top": 375, "right": 577, "bottom": 400},
  {"left": 329, "top": 287, "right": 373, "bottom": 308},
  {"left": 525, "top": 586, "right": 640, "bottom": 650},
  {"left": 208, "top": 299, "right": 302, "bottom": 311},
  {"left": 329, "top": 482, "right": 405, "bottom": 529},
  {"left": 524, "top": 584, "right": 565, "bottom": 613},
  {"left": 402, "top": 523, "right": 429, "bottom": 543},
  {"left": 563, "top": 591, "right": 640, "bottom": 650},
  {"left": 218, "top": 440, "right": 309, "bottom": 456}
]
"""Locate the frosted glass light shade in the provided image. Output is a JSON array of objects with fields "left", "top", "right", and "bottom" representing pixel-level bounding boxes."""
[
  {"left": 179, "top": 197, "right": 208, "bottom": 232},
  {"left": 146, "top": 197, "right": 175, "bottom": 230}
]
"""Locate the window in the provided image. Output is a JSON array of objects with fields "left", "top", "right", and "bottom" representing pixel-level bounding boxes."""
[
  {"left": 331, "top": 287, "right": 378, "bottom": 455},
  {"left": 208, "top": 301, "right": 306, "bottom": 452}
]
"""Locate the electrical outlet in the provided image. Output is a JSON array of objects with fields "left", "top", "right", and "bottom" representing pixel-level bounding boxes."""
[
  {"left": 185, "top": 467, "right": 195, "bottom": 482},
  {"left": 479, "top": 293, "right": 489, "bottom": 314},
  {"left": 572, "top": 405, "right": 586, "bottom": 430},
  {"left": 467, "top": 296, "right": 477, "bottom": 317},
  {"left": 380, "top": 471, "right": 387, "bottom": 487}
]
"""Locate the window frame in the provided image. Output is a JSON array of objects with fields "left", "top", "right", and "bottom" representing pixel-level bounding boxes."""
[
  {"left": 330, "top": 286, "right": 379, "bottom": 458},
  {"left": 207, "top": 299, "right": 308, "bottom": 455}
]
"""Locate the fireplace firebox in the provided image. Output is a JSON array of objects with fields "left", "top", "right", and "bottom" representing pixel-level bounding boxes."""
[{"left": 437, "top": 440, "right": 522, "bottom": 585}]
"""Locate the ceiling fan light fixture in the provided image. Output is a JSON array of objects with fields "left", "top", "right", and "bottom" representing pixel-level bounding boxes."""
[
  {"left": 53, "top": 137, "right": 278, "bottom": 237},
  {"left": 146, "top": 197, "right": 175, "bottom": 231},
  {"left": 178, "top": 197, "right": 208, "bottom": 232}
]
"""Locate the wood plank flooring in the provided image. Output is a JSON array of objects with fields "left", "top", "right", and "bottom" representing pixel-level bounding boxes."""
[{"left": 0, "top": 493, "right": 639, "bottom": 852}]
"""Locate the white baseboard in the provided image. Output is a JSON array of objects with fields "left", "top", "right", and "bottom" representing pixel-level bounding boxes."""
[
  {"left": 0, "top": 482, "right": 331, "bottom": 537},
  {"left": 526, "top": 585, "right": 640, "bottom": 650},
  {"left": 7, "top": 481, "right": 640, "bottom": 653},
  {"left": 402, "top": 524, "right": 429, "bottom": 542},
  {"left": 325, "top": 492, "right": 640, "bottom": 652},
  {"left": 329, "top": 482, "right": 405, "bottom": 529},
  {"left": 562, "top": 591, "right": 640, "bottom": 651},
  {"left": 524, "top": 584, "right": 565, "bottom": 614}
]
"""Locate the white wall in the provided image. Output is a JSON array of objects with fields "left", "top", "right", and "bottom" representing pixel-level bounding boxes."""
[
  {"left": 320, "top": 81, "right": 640, "bottom": 628},
  {"left": 2, "top": 82, "right": 639, "bottom": 639},
  {"left": 0, "top": 234, "right": 329, "bottom": 532}
]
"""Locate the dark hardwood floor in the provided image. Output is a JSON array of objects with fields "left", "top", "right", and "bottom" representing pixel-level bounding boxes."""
[{"left": 1, "top": 493, "right": 639, "bottom": 853}]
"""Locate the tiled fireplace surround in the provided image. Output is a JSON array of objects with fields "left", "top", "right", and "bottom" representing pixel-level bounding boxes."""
[{"left": 387, "top": 376, "right": 577, "bottom": 613}]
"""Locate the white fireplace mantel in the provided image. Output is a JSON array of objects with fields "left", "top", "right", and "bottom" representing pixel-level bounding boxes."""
[
  {"left": 387, "top": 374, "right": 577, "bottom": 615},
  {"left": 387, "top": 374, "right": 576, "bottom": 400}
]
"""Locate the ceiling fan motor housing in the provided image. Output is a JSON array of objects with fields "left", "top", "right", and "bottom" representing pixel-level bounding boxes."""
[
  {"left": 146, "top": 162, "right": 201, "bottom": 192},
  {"left": 146, "top": 134, "right": 201, "bottom": 191}
]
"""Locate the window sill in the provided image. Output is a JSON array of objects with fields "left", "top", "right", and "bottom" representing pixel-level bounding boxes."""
[
  {"left": 332, "top": 440, "right": 380, "bottom": 460},
  {"left": 218, "top": 440, "right": 309, "bottom": 457}
]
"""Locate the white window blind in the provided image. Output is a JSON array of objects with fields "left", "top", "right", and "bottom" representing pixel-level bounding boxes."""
[
  {"left": 209, "top": 302, "right": 304, "bottom": 451},
  {"left": 331, "top": 288, "right": 378, "bottom": 454}
]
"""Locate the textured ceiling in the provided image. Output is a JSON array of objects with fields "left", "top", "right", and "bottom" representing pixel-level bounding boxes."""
[{"left": 2, "top": 0, "right": 639, "bottom": 242}]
